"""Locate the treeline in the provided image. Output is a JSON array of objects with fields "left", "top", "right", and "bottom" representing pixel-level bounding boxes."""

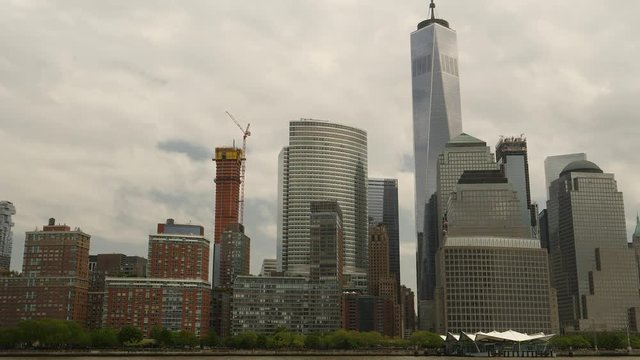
[
  {"left": 549, "top": 332, "right": 640, "bottom": 350},
  {"left": 0, "top": 319, "right": 444, "bottom": 350}
]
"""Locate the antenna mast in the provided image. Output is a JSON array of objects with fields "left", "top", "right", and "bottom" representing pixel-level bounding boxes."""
[{"left": 225, "top": 111, "right": 251, "bottom": 225}]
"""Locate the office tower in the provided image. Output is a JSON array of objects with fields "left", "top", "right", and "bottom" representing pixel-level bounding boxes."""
[
  {"left": 0, "top": 218, "right": 90, "bottom": 327},
  {"left": 278, "top": 119, "right": 368, "bottom": 281},
  {"left": 548, "top": 160, "right": 640, "bottom": 331},
  {"left": 149, "top": 219, "right": 209, "bottom": 281},
  {"left": 232, "top": 275, "right": 341, "bottom": 335},
  {"left": 434, "top": 170, "right": 555, "bottom": 334},
  {"left": 309, "top": 201, "right": 344, "bottom": 286},
  {"left": 219, "top": 223, "right": 250, "bottom": 288},
  {"left": 400, "top": 285, "right": 416, "bottom": 338},
  {"left": 411, "top": 1, "right": 463, "bottom": 309},
  {"left": 102, "top": 219, "right": 210, "bottom": 336},
  {"left": 368, "top": 224, "right": 393, "bottom": 297},
  {"left": 367, "top": 178, "right": 400, "bottom": 289},
  {"left": 260, "top": 258, "right": 277, "bottom": 276},
  {"left": 634, "top": 214, "right": 640, "bottom": 243},
  {"left": 418, "top": 133, "right": 496, "bottom": 329},
  {"left": 0, "top": 201, "right": 16, "bottom": 272},
  {"left": 496, "top": 136, "right": 536, "bottom": 235},
  {"left": 544, "top": 153, "right": 587, "bottom": 198},
  {"left": 213, "top": 147, "right": 243, "bottom": 286}
]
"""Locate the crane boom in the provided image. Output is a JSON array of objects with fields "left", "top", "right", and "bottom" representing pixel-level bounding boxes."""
[{"left": 225, "top": 111, "right": 251, "bottom": 225}]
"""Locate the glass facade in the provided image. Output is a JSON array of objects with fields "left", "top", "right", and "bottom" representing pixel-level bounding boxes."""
[
  {"left": 548, "top": 161, "right": 640, "bottom": 331},
  {"left": 411, "top": 17, "right": 463, "bottom": 305},
  {"left": 367, "top": 178, "right": 400, "bottom": 287},
  {"left": 278, "top": 120, "right": 368, "bottom": 277}
]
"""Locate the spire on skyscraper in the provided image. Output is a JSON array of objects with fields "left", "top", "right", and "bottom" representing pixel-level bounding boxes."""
[
  {"left": 418, "top": 0, "right": 449, "bottom": 29},
  {"left": 634, "top": 213, "right": 640, "bottom": 238}
]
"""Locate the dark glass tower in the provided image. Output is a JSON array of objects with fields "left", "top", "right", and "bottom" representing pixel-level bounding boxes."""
[
  {"left": 367, "top": 178, "right": 400, "bottom": 289},
  {"left": 411, "top": 1, "right": 463, "bottom": 311}
]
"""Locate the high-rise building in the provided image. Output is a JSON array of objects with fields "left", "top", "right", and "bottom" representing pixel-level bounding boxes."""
[
  {"left": 400, "top": 285, "right": 416, "bottom": 338},
  {"left": 219, "top": 223, "right": 250, "bottom": 288},
  {"left": 87, "top": 253, "right": 147, "bottom": 329},
  {"left": 278, "top": 119, "right": 368, "bottom": 282},
  {"left": 232, "top": 275, "right": 341, "bottom": 335},
  {"left": 544, "top": 153, "right": 587, "bottom": 199},
  {"left": 435, "top": 170, "right": 555, "bottom": 334},
  {"left": 0, "top": 201, "right": 16, "bottom": 272},
  {"left": 260, "top": 258, "right": 277, "bottom": 276},
  {"left": 213, "top": 147, "right": 243, "bottom": 287},
  {"left": 368, "top": 224, "right": 395, "bottom": 298},
  {"left": 496, "top": 136, "right": 536, "bottom": 236},
  {"left": 411, "top": 1, "right": 463, "bottom": 311},
  {"left": 0, "top": 218, "right": 90, "bottom": 327},
  {"left": 367, "top": 178, "right": 400, "bottom": 289},
  {"left": 547, "top": 160, "right": 640, "bottom": 332},
  {"left": 102, "top": 219, "right": 210, "bottom": 336},
  {"left": 309, "top": 201, "right": 344, "bottom": 286},
  {"left": 418, "top": 133, "right": 496, "bottom": 329},
  {"left": 149, "top": 219, "right": 209, "bottom": 281}
]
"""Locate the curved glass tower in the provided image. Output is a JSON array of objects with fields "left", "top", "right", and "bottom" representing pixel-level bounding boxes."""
[
  {"left": 411, "top": 2, "right": 462, "bottom": 308},
  {"left": 278, "top": 120, "right": 368, "bottom": 277}
]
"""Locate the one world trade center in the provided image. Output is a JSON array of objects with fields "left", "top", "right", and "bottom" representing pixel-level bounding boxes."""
[{"left": 411, "top": 0, "right": 462, "bottom": 327}]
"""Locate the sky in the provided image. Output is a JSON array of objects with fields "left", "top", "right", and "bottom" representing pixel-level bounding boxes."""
[{"left": 2, "top": 1, "right": 640, "bottom": 294}]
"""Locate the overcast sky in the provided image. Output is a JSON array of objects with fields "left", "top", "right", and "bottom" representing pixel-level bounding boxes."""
[{"left": 2, "top": 1, "right": 640, "bottom": 293}]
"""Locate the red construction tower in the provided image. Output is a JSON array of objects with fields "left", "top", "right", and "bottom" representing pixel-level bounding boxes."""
[{"left": 213, "top": 147, "right": 242, "bottom": 244}]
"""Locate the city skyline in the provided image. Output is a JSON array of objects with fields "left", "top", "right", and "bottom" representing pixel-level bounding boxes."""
[{"left": 2, "top": 1, "right": 640, "bottom": 297}]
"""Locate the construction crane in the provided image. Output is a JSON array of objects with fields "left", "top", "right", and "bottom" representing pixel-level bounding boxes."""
[{"left": 225, "top": 111, "right": 251, "bottom": 225}]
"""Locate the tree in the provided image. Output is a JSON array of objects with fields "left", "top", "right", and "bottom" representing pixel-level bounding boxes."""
[
  {"left": 91, "top": 328, "right": 119, "bottom": 348},
  {"left": 173, "top": 331, "right": 198, "bottom": 348},
  {"left": 118, "top": 325, "right": 143, "bottom": 345},
  {"left": 410, "top": 331, "right": 443, "bottom": 349},
  {"left": 151, "top": 326, "right": 173, "bottom": 347},
  {"left": 202, "top": 330, "right": 219, "bottom": 348}
]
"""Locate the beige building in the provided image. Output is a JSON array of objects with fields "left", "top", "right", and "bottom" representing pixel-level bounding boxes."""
[
  {"left": 435, "top": 170, "right": 557, "bottom": 334},
  {"left": 548, "top": 160, "right": 640, "bottom": 332}
]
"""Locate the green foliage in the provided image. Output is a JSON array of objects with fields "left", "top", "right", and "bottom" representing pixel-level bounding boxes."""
[
  {"left": 410, "top": 330, "right": 443, "bottom": 349},
  {"left": 202, "top": 330, "right": 220, "bottom": 347},
  {"left": 224, "top": 331, "right": 258, "bottom": 349},
  {"left": 0, "top": 327, "right": 18, "bottom": 349},
  {"left": 90, "top": 328, "right": 119, "bottom": 348},
  {"left": 173, "top": 330, "right": 198, "bottom": 348},
  {"left": 151, "top": 326, "right": 173, "bottom": 347},
  {"left": 550, "top": 334, "right": 596, "bottom": 349},
  {"left": 14, "top": 319, "right": 90, "bottom": 349},
  {"left": 117, "top": 325, "right": 143, "bottom": 345}
]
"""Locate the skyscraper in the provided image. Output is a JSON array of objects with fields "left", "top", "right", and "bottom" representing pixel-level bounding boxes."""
[
  {"left": 0, "top": 201, "right": 16, "bottom": 272},
  {"left": 411, "top": 1, "right": 463, "bottom": 310},
  {"left": 278, "top": 119, "right": 368, "bottom": 282},
  {"left": 544, "top": 153, "right": 587, "bottom": 199},
  {"left": 367, "top": 178, "right": 400, "bottom": 288},
  {"left": 496, "top": 136, "right": 536, "bottom": 236},
  {"left": 213, "top": 147, "right": 243, "bottom": 286},
  {"left": 418, "top": 133, "right": 496, "bottom": 328},
  {"left": 309, "top": 201, "right": 344, "bottom": 286},
  {"left": 435, "top": 170, "right": 555, "bottom": 334},
  {"left": 548, "top": 160, "right": 640, "bottom": 331}
]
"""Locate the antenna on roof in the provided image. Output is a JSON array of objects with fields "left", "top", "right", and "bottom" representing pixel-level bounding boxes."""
[{"left": 429, "top": 0, "right": 436, "bottom": 19}]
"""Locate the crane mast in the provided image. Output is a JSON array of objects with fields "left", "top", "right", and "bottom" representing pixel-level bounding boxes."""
[{"left": 225, "top": 111, "right": 251, "bottom": 225}]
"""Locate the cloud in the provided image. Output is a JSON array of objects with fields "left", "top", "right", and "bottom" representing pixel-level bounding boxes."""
[
  {"left": 157, "top": 139, "right": 211, "bottom": 162},
  {"left": 2, "top": 0, "right": 640, "bottom": 295}
]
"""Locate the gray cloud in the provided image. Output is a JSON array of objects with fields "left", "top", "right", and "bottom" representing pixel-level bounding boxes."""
[
  {"left": 157, "top": 140, "right": 211, "bottom": 161},
  {"left": 2, "top": 0, "right": 640, "bottom": 294}
]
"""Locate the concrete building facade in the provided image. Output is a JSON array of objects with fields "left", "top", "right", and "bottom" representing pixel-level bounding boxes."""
[
  {"left": 547, "top": 160, "right": 640, "bottom": 332},
  {"left": 435, "top": 171, "right": 556, "bottom": 334},
  {"left": 0, "top": 201, "right": 16, "bottom": 272}
]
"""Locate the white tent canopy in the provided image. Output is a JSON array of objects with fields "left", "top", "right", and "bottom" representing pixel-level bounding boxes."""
[{"left": 443, "top": 330, "right": 555, "bottom": 343}]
